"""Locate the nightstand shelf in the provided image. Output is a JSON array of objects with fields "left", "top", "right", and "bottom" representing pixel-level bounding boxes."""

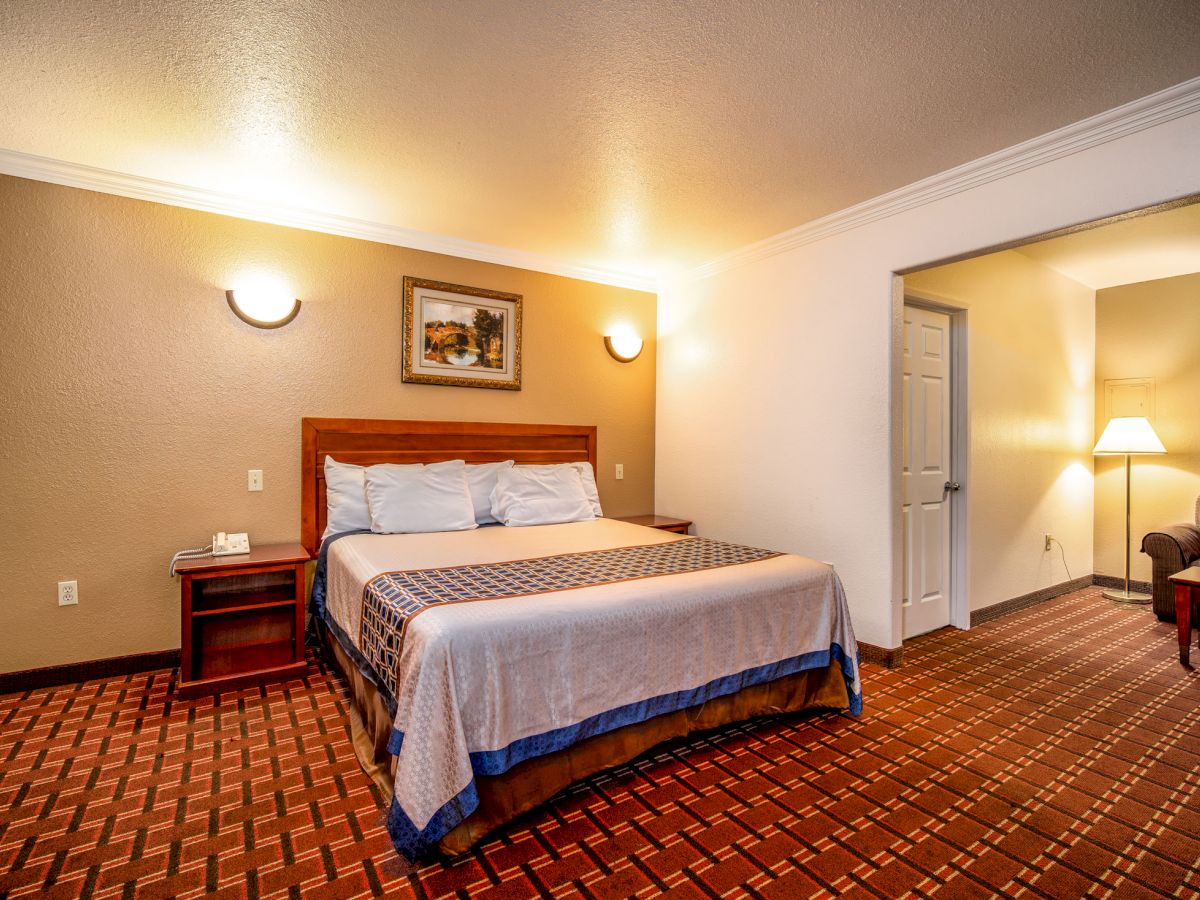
[
  {"left": 176, "top": 543, "right": 310, "bottom": 697},
  {"left": 190, "top": 588, "right": 298, "bottom": 616},
  {"left": 197, "top": 639, "right": 296, "bottom": 680},
  {"left": 612, "top": 514, "right": 692, "bottom": 535}
]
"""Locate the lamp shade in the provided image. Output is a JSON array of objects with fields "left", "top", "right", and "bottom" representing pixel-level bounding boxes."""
[{"left": 1093, "top": 416, "right": 1166, "bottom": 455}]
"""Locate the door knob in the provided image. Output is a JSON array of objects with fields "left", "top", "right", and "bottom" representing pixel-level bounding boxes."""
[{"left": 944, "top": 481, "right": 961, "bottom": 493}]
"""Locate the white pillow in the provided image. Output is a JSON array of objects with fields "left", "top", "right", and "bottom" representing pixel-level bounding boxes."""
[
  {"left": 323, "top": 457, "right": 371, "bottom": 540},
  {"left": 491, "top": 465, "right": 595, "bottom": 527},
  {"left": 465, "top": 460, "right": 515, "bottom": 525},
  {"left": 572, "top": 462, "right": 603, "bottom": 517},
  {"left": 364, "top": 460, "right": 477, "bottom": 534},
  {"left": 517, "top": 462, "right": 603, "bottom": 517}
]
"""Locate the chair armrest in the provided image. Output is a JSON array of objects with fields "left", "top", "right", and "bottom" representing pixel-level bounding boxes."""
[{"left": 1141, "top": 524, "right": 1200, "bottom": 566}]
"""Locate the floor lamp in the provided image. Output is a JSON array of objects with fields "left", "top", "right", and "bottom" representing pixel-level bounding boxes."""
[{"left": 1093, "top": 416, "right": 1166, "bottom": 603}]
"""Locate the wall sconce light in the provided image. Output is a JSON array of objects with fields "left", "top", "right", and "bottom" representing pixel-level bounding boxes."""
[
  {"left": 604, "top": 328, "right": 644, "bottom": 363},
  {"left": 225, "top": 287, "right": 301, "bottom": 329}
]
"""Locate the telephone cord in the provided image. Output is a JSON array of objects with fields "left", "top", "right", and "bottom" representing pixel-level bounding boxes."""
[{"left": 170, "top": 545, "right": 214, "bottom": 577}]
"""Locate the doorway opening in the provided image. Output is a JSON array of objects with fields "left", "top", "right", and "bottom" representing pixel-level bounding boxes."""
[{"left": 892, "top": 193, "right": 1200, "bottom": 645}]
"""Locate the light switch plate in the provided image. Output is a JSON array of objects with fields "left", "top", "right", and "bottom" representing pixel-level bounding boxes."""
[
  {"left": 615, "top": 463, "right": 624, "bottom": 480},
  {"left": 248, "top": 469, "right": 263, "bottom": 492}
]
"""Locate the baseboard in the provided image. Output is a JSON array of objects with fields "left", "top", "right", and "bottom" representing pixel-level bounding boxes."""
[
  {"left": 858, "top": 642, "right": 903, "bottom": 668},
  {"left": 0, "top": 648, "right": 180, "bottom": 694},
  {"left": 970, "top": 575, "right": 1094, "bottom": 627},
  {"left": 1091, "top": 574, "right": 1153, "bottom": 595}
]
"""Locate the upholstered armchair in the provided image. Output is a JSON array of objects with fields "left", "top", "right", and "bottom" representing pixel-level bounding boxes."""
[{"left": 1141, "top": 497, "right": 1200, "bottom": 621}]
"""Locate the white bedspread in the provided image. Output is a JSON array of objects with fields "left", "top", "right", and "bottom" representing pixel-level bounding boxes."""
[{"left": 321, "top": 517, "right": 860, "bottom": 856}]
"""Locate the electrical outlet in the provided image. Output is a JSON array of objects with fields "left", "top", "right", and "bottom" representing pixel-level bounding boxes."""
[
  {"left": 1044, "top": 533, "right": 1053, "bottom": 552},
  {"left": 248, "top": 469, "right": 263, "bottom": 492},
  {"left": 58, "top": 580, "right": 78, "bottom": 606},
  {"left": 615, "top": 463, "right": 624, "bottom": 481}
]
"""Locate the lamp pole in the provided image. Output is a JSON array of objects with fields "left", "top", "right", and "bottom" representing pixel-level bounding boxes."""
[
  {"left": 1123, "top": 453, "right": 1131, "bottom": 599},
  {"left": 1102, "top": 451, "right": 1151, "bottom": 604}
]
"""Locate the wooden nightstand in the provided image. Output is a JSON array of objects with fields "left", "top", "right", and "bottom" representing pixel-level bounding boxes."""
[
  {"left": 613, "top": 514, "right": 692, "bottom": 535},
  {"left": 176, "top": 543, "right": 310, "bottom": 697}
]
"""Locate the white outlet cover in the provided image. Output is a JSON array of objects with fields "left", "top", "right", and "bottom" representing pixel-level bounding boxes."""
[{"left": 58, "top": 580, "right": 78, "bottom": 606}]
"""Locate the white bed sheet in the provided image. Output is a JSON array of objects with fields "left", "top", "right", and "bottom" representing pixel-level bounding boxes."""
[{"left": 323, "top": 517, "right": 860, "bottom": 852}]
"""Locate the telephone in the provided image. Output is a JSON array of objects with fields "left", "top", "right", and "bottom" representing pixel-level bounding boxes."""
[
  {"left": 169, "top": 532, "right": 251, "bottom": 576},
  {"left": 212, "top": 532, "right": 251, "bottom": 556}
]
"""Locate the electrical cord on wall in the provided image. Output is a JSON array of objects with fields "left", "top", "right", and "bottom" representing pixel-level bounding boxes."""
[{"left": 1049, "top": 536, "right": 1073, "bottom": 582}]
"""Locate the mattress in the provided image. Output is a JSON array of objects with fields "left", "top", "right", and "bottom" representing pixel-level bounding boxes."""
[{"left": 312, "top": 517, "right": 861, "bottom": 859}]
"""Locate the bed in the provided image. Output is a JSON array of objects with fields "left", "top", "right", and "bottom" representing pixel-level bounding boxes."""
[{"left": 301, "top": 417, "right": 861, "bottom": 860}]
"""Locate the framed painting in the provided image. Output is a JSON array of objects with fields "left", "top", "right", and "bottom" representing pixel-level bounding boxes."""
[{"left": 402, "top": 277, "right": 523, "bottom": 390}]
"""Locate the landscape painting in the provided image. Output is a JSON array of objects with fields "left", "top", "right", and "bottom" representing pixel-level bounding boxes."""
[
  {"left": 402, "top": 276, "right": 523, "bottom": 390},
  {"left": 422, "top": 300, "right": 507, "bottom": 370}
]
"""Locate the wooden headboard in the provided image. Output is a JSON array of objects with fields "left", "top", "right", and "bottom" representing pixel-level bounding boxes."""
[{"left": 300, "top": 417, "right": 598, "bottom": 555}]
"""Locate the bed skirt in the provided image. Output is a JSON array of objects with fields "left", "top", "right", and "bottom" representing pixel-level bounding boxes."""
[{"left": 319, "top": 622, "right": 850, "bottom": 857}]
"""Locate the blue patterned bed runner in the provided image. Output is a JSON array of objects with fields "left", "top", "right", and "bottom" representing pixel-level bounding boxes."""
[{"left": 360, "top": 537, "right": 782, "bottom": 703}]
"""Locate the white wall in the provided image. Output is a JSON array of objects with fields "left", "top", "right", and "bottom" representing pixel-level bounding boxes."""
[
  {"left": 905, "top": 252, "right": 1095, "bottom": 611},
  {"left": 656, "top": 110, "right": 1200, "bottom": 650}
]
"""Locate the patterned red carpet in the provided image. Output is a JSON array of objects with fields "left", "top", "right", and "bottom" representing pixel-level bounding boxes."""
[{"left": 2, "top": 584, "right": 1199, "bottom": 899}]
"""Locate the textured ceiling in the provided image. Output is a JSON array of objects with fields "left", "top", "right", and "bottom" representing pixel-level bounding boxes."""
[
  {"left": 1015, "top": 202, "right": 1200, "bottom": 289},
  {"left": 2, "top": 1, "right": 1199, "bottom": 281}
]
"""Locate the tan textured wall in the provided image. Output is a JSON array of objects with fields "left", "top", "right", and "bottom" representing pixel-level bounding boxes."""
[
  {"left": 0, "top": 176, "right": 656, "bottom": 673},
  {"left": 1094, "top": 273, "right": 1200, "bottom": 583},
  {"left": 905, "top": 251, "right": 1095, "bottom": 611}
]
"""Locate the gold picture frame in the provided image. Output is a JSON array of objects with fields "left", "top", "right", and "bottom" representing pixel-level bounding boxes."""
[{"left": 402, "top": 276, "right": 523, "bottom": 391}]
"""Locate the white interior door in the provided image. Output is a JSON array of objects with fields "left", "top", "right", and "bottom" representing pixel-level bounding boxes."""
[{"left": 902, "top": 304, "right": 953, "bottom": 639}]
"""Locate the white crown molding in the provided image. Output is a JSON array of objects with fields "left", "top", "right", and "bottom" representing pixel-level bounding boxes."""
[
  {"left": 0, "top": 148, "right": 656, "bottom": 293},
  {"left": 682, "top": 75, "right": 1200, "bottom": 285},
  {"left": 4, "top": 76, "right": 1198, "bottom": 296}
]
